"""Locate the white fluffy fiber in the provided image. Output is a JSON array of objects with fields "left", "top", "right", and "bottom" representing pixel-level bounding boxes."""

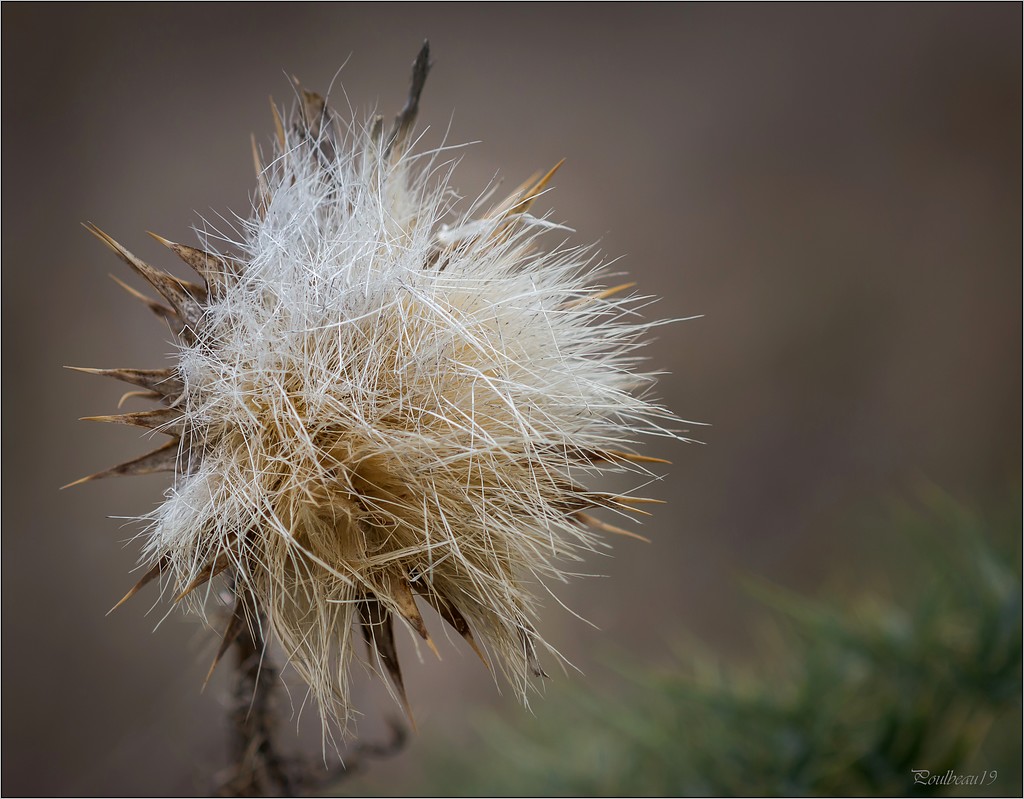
[{"left": 142, "top": 103, "right": 681, "bottom": 735}]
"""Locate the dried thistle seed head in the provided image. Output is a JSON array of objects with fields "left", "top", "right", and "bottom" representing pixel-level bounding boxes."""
[{"left": 72, "top": 43, "right": 682, "bottom": 734}]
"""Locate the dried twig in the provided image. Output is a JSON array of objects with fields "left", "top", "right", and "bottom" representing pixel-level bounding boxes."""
[{"left": 216, "top": 590, "right": 295, "bottom": 797}]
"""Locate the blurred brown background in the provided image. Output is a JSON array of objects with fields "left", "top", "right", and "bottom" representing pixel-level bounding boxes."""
[{"left": 3, "top": 4, "right": 1020, "bottom": 795}]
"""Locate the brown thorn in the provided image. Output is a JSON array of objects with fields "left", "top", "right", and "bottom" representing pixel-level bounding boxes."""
[
  {"left": 62, "top": 439, "right": 180, "bottom": 490},
  {"left": 299, "top": 88, "right": 327, "bottom": 140},
  {"left": 581, "top": 491, "right": 655, "bottom": 516},
  {"left": 107, "top": 273, "right": 176, "bottom": 320},
  {"left": 386, "top": 40, "right": 431, "bottom": 159},
  {"left": 80, "top": 407, "right": 183, "bottom": 435},
  {"left": 606, "top": 450, "right": 672, "bottom": 465},
  {"left": 576, "top": 512, "right": 651, "bottom": 543},
  {"left": 203, "top": 596, "right": 247, "bottom": 688},
  {"left": 604, "top": 501, "right": 653, "bottom": 517},
  {"left": 486, "top": 171, "right": 542, "bottom": 219},
  {"left": 561, "top": 282, "right": 637, "bottom": 310},
  {"left": 503, "top": 159, "right": 565, "bottom": 220},
  {"left": 65, "top": 366, "right": 184, "bottom": 397},
  {"left": 594, "top": 495, "right": 665, "bottom": 516},
  {"left": 417, "top": 588, "right": 489, "bottom": 671},
  {"left": 146, "top": 232, "right": 240, "bottom": 296},
  {"left": 251, "top": 134, "right": 270, "bottom": 220},
  {"left": 387, "top": 574, "right": 439, "bottom": 659},
  {"left": 574, "top": 448, "right": 672, "bottom": 466},
  {"left": 84, "top": 224, "right": 206, "bottom": 324},
  {"left": 433, "top": 163, "right": 560, "bottom": 257},
  {"left": 359, "top": 598, "right": 417, "bottom": 730},
  {"left": 269, "top": 96, "right": 287, "bottom": 151},
  {"left": 368, "top": 114, "right": 384, "bottom": 149},
  {"left": 107, "top": 557, "right": 168, "bottom": 614},
  {"left": 173, "top": 553, "right": 231, "bottom": 604}
]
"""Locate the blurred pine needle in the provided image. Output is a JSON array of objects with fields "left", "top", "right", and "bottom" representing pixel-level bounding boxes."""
[{"left": 377, "top": 488, "right": 1021, "bottom": 797}]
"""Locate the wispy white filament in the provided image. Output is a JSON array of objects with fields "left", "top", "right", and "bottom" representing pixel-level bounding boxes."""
[{"left": 138, "top": 102, "right": 683, "bottom": 736}]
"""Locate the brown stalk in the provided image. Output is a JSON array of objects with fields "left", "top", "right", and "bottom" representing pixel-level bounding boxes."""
[{"left": 215, "top": 588, "right": 296, "bottom": 798}]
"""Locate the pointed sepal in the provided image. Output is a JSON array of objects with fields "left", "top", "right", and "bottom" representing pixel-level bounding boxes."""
[
  {"left": 575, "top": 511, "right": 650, "bottom": 543},
  {"left": 174, "top": 552, "right": 231, "bottom": 603},
  {"left": 203, "top": 596, "right": 247, "bottom": 688},
  {"left": 146, "top": 232, "right": 240, "bottom": 297},
  {"left": 108, "top": 273, "right": 177, "bottom": 323},
  {"left": 85, "top": 224, "right": 207, "bottom": 327},
  {"left": 62, "top": 439, "right": 180, "bottom": 489},
  {"left": 359, "top": 597, "right": 416, "bottom": 728},
  {"left": 386, "top": 40, "right": 431, "bottom": 159},
  {"left": 80, "top": 407, "right": 184, "bottom": 435},
  {"left": 500, "top": 159, "right": 565, "bottom": 221},
  {"left": 65, "top": 366, "right": 184, "bottom": 398},
  {"left": 385, "top": 573, "right": 438, "bottom": 658},
  {"left": 107, "top": 556, "right": 169, "bottom": 614},
  {"left": 419, "top": 588, "right": 489, "bottom": 669}
]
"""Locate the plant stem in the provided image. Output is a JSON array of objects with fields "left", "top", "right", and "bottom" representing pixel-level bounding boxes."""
[{"left": 217, "top": 589, "right": 295, "bottom": 797}]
